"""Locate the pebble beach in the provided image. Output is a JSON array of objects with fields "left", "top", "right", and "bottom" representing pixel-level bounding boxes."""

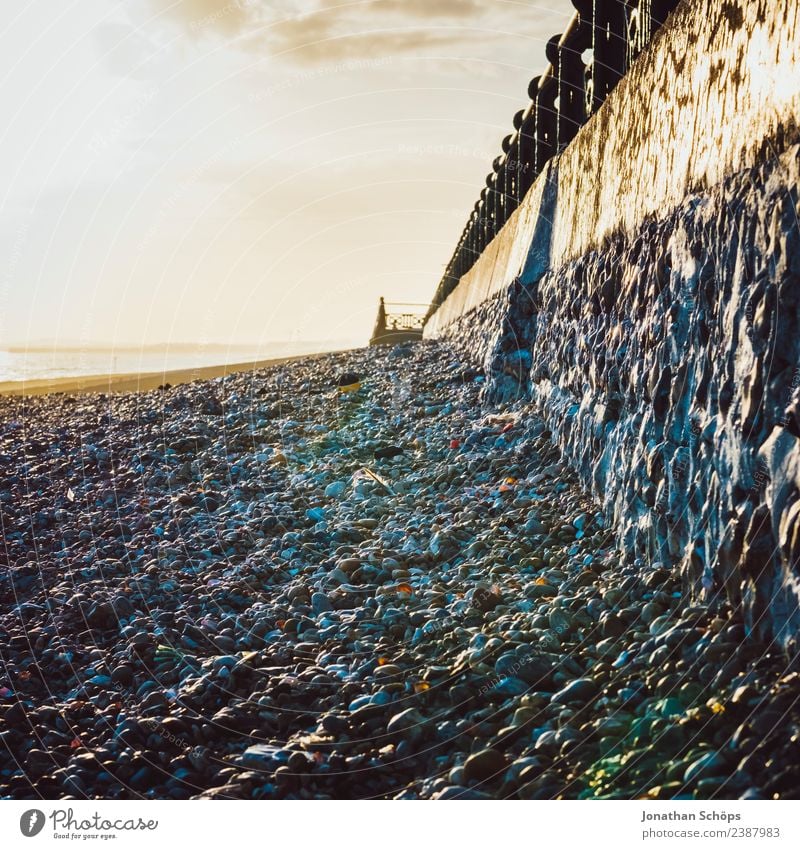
[{"left": 1, "top": 342, "right": 799, "bottom": 800}]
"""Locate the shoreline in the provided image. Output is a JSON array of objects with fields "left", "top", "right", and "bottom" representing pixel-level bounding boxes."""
[{"left": 0, "top": 349, "right": 351, "bottom": 397}]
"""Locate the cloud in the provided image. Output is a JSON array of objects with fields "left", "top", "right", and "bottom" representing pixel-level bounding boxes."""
[
  {"left": 377, "top": 0, "right": 483, "bottom": 18},
  {"left": 147, "top": 0, "right": 263, "bottom": 36},
  {"left": 144, "top": 1, "right": 571, "bottom": 67},
  {"left": 267, "top": 19, "right": 492, "bottom": 65},
  {"left": 263, "top": 1, "right": 545, "bottom": 65}
]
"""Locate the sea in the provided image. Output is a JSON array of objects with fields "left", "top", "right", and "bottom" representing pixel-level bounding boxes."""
[{"left": 0, "top": 341, "right": 347, "bottom": 384}]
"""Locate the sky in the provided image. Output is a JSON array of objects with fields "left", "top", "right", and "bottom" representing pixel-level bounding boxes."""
[{"left": 0, "top": 0, "right": 571, "bottom": 349}]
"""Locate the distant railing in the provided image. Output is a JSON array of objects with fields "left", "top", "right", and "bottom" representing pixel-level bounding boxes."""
[
  {"left": 370, "top": 298, "right": 428, "bottom": 345},
  {"left": 426, "top": 0, "right": 681, "bottom": 321}
]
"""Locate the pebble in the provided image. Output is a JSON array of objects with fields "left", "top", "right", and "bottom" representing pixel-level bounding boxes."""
[
  {"left": 683, "top": 752, "right": 728, "bottom": 784},
  {"left": 0, "top": 342, "right": 795, "bottom": 801},
  {"left": 551, "top": 678, "right": 598, "bottom": 706},
  {"left": 386, "top": 708, "right": 426, "bottom": 743},
  {"left": 463, "top": 749, "right": 506, "bottom": 783},
  {"left": 492, "top": 677, "right": 529, "bottom": 697},
  {"left": 311, "top": 592, "right": 333, "bottom": 615},
  {"left": 324, "top": 481, "right": 346, "bottom": 498}
]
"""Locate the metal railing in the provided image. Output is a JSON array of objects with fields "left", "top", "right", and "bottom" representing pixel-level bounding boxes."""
[
  {"left": 426, "top": 0, "right": 681, "bottom": 320},
  {"left": 370, "top": 298, "right": 428, "bottom": 344}
]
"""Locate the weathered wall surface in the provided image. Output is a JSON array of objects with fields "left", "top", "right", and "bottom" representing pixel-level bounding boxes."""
[
  {"left": 531, "top": 148, "right": 800, "bottom": 651},
  {"left": 552, "top": 0, "right": 800, "bottom": 265},
  {"left": 425, "top": 0, "right": 800, "bottom": 649}
]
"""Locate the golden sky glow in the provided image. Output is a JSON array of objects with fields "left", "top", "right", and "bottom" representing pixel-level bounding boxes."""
[{"left": 0, "top": 0, "right": 570, "bottom": 348}]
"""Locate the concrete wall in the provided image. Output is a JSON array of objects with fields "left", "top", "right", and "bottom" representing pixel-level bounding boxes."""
[
  {"left": 427, "top": 0, "right": 800, "bottom": 339},
  {"left": 423, "top": 162, "right": 557, "bottom": 338},
  {"left": 424, "top": 0, "right": 800, "bottom": 651}
]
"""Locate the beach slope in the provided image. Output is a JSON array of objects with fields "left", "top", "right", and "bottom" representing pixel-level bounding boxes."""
[
  {"left": 0, "top": 342, "right": 797, "bottom": 800},
  {"left": 0, "top": 352, "right": 343, "bottom": 396}
]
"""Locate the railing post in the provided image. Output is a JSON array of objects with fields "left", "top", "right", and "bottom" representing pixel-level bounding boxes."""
[
  {"left": 512, "top": 110, "right": 525, "bottom": 203},
  {"left": 455, "top": 227, "right": 466, "bottom": 281},
  {"left": 484, "top": 172, "right": 496, "bottom": 244},
  {"left": 534, "top": 67, "right": 558, "bottom": 174},
  {"left": 571, "top": 0, "right": 594, "bottom": 116},
  {"left": 625, "top": 0, "right": 646, "bottom": 68},
  {"left": 544, "top": 35, "right": 562, "bottom": 144},
  {"left": 478, "top": 191, "right": 489, "bottom": 254},
  {"left": 519, "top": 102, "right": 536, "bottom": 199},
  {"left": 550, "top": 16, "right": 591, "bottom": 152},
  {"left": 464, "top": 206, "right": 480, "bottom": 266},
  {"left": 492, "top": 157, "right": 504, "bottom": 233},
  {"left": 592, "top": 0, "right": 627, "bottom": 111},
  {"left": 502, "top": 134, "right": 518, "bottom": 219},
  {"left": 474, "top": 202, "right": 482, "bottom": 258}
]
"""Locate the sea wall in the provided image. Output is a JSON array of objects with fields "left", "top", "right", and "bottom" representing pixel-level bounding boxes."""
[{"left": 424, "top": 0, "right": 800, "bottom": 650}]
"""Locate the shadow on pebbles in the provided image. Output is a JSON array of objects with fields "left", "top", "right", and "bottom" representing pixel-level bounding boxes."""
[{"left": 1, "top": 341, "right": 799, "bottom": 799}]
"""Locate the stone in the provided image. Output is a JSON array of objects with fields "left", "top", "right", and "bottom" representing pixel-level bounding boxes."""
[
  {"left": 25, "top": 748, "right": 55, "bottom": 776},
  {"left": 386, "top": 708, "right": 426, "bottom": 743},
  {"left": 111, "top": 665, "right": 134, "bottom": 685},
  {"left": 471, "top": 586, "right": 503, "bottom": 613},
  {"left": 683, "top": 751, "right": 728, "bottom": 784},
  {"left": 492, "top": 677, "right": 529, "bottom": 697},
  {"left": 601, "top": 613, "right": 626, "bottom": 638},
  {"left": 548, "top": 608, "right": 573, "bottom": 636},
  {"left": 462, "top": 749, "right": 506, "bottom": 783},
  {"left": 324, "top": 481, "right": 346, "bottom": 498},
  {"left": 311, "top": 592, "right": 333, "bottom": 614},
  {"left": 649, "top": 614, "right": 673, "bottom": 636},
  {"left": 495, "top": 653, "right": 554, "bottom": 686},
  {"left": 551, "top": 678, "right": 599, "bottom": 706}
]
